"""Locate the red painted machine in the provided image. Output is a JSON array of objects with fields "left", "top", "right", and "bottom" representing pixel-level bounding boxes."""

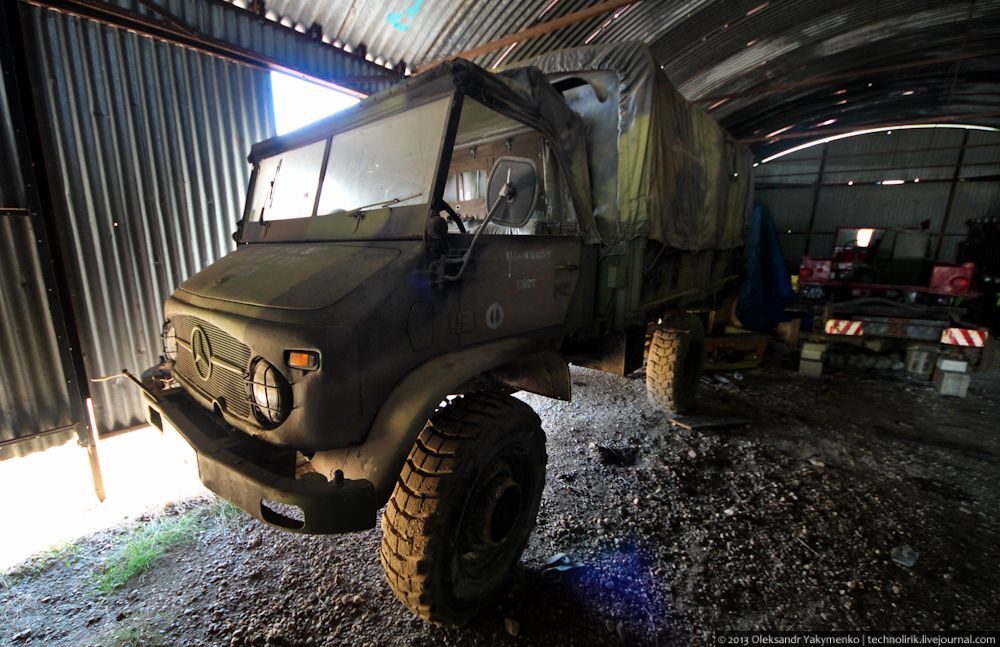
[
  {"left": 795, "top": 226, "right": 991, "bottom": 378},
  {"left": 798, "top": 227, "right": 979, "bottom": 302}
]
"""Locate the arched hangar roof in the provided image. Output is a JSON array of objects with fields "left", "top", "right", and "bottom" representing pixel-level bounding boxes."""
[{"left": 240, "top": 0, "right": 1000, "bottom": 156}]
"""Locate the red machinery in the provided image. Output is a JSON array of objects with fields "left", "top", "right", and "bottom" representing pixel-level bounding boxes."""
[
  {"left": 798, "top": 227, "right": 978, "bottom": 302},
  {"left": 796, "top": 227, "right": 990, "bottom": 373}
]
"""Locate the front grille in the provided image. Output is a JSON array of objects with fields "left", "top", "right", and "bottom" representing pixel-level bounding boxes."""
[{"left": 172, "top": 315, "right": 253, "bottom": 420}]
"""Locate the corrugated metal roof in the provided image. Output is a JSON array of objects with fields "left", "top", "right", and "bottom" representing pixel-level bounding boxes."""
[
  {"left": 759, "top": 127, "right": 1000, "bottom": 184},
  {"left": 25, "top": 4, "right": 276, "bottom": 432},
  {"left": 236, "top": 0, "right": 1000, "bottom": 150}
]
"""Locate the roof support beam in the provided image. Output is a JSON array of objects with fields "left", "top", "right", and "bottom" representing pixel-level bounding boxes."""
[
  {"left": 418, "top": 0, "right": 637, "bottom": 71},
  {"left": 738, "top": 112, "right": 1000, "bottom": 145},
  {"left": 803, "top": 143, "right": 828, "bottom": 258},
  {"left": 935, "top": 129, "right": 970, "bottom": 259},
  {"left": 698, "top": 49, "right": 1000, "bottom": 105}
]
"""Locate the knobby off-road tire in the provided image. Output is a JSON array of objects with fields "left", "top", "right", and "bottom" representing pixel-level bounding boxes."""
[
  {"left": 380, "top": 392, "right": 547, "bottom": 624},
  {"left": 646, "top": 316, "right": 705, "bottom": 414}
]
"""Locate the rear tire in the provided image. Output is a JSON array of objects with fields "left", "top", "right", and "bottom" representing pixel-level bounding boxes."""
[
  {"left": 379, "top": 392, "right": 547, "bottom": 624},
  {"left": 646, "top": 315, "right": 705, "bottom": 414}
]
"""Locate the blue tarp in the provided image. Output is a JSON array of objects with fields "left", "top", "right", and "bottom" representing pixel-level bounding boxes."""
[{"left": 736, "top": 204, "right": 796, "bottom": 331}]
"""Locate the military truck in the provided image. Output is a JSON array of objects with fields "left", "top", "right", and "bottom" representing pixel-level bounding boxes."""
[{"left": 140, "top": 42, "right": 751, "bottom": 623}]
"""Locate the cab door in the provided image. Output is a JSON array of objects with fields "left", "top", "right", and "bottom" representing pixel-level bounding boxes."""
[
  {"left": 458, "top": 235, "right": 581, "bottom": 346},
  {"left": 442, "top": 108, "right": 586, "bottom": 345}
]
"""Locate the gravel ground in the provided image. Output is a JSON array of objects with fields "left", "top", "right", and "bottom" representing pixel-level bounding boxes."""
[{"left": 3, "top": 353, "right": 999, "bottom": 646}]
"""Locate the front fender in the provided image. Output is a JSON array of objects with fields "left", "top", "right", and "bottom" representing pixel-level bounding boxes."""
[{"left": 309, "top": 336, "right": 551, "bottom": 500}]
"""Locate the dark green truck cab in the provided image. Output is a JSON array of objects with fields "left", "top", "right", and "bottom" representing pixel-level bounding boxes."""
[{"left": 141, "top": 42, "right": 751, "bottom": 623}]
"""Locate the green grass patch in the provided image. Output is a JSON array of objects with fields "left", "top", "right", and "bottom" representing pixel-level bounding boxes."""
[
  {"left": 4, "top": 541, "right": 81, "bottom": 580},
  {"left": 206, "top": 495, "right": 251, "bottom": 532},
  {"left": 92, "top": 513, "right": 200, "bottom": 594},
  {"left": 102, "top": 617, "right": 167, "bottom": 647}
]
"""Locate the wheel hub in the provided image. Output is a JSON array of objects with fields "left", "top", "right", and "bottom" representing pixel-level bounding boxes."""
[{"left": 471, "top": 474, "right": 522, "bottom": 546}]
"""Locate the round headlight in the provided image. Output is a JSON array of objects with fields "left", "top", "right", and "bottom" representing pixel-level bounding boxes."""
[
  {"left": 162, "top": 321, "right": 177, "bottom": 362},
  {"left": 249, "top": 359, "right": 291, "bottom": 426}
]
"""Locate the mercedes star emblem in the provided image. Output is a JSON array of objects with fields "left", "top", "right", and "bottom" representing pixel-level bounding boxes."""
[{"left": 190, "top": 326, "right": 213, "bottom": 381}]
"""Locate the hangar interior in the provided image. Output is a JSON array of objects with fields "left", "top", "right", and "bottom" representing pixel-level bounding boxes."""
[{"left": 1, "top": 0, "right": 998, "bottom": 644}]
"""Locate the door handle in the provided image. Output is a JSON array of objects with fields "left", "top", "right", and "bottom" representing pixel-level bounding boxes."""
[{"left": 556, "top": 263, "right": 579, "bottom": 272}]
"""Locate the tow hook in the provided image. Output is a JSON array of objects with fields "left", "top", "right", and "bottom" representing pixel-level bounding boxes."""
[{"left": 91, "top": 368, "right": 161, "bottom": 403}]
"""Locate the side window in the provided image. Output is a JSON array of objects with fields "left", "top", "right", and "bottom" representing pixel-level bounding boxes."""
[
  {"left": 446, "top": 99, "right": 572, "bottom": 235},
  {"left": 443, "top": 170, "right": 485, "bottom": 211}
]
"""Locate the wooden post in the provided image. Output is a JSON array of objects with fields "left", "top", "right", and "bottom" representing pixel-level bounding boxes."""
[{"left": 85, "top": 398, "right": 106, "bottom": 502}]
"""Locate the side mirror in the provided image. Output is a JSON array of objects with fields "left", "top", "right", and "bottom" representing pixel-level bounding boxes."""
[
  {"left": 486, "top": 157, "right": 538, "bottom": 228},
  {"left": 433, "top": 159, "right": 537, "bottom": 286},
  {"left": 231, "top": 219, "right": 243, "bottom": 244}
]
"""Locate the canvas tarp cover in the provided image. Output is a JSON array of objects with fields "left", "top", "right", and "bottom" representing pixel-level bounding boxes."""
[{"left": 516, "top": 42, "right": 752, "bottom": 251}]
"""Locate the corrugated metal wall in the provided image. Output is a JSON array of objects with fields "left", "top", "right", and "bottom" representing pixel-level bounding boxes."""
[
  {"left": 0, "top": 55, "right": 26, "bottom": 208},
  {"left": 1, "top": 48, "right": 80, "bottom": 456},
  {"left": 0, "top": 215, "right": 79, "bottom": 451},
  {"left": 755, "top": 128, "right": 1000, "bottom": 269},
  {"left": 99, "top": 0, "right": 399, "bottom": 95},
  {"left": 24, "top": 3, "right": 275, "bottom": 432}
]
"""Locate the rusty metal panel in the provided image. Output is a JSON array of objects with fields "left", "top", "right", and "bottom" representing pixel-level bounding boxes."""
[
  {"left": 0, "top": 214, "right": 78, "bottom": 455},
  {"left": 24, "top": 4, "right": 276, "bottom": 432},
  {"left": 858, "top": 316, "right": 948, "bottom": 342}
]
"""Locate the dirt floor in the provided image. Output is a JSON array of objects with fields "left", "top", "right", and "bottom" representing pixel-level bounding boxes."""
[{"left": 3, "top": 351, "right": 999, "bottom": 646}]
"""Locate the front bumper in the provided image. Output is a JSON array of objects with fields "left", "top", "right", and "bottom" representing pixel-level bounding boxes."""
[{"left": 142, "top": 367, "right": 377, "bottom": 534}]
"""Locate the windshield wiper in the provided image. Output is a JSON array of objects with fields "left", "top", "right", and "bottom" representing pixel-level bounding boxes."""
[
  {"left": 258, "top": 158, "right": 283, "bottom": 223},
  {"left": 320, "top": 192, "right": 423, "bottom": 220}
]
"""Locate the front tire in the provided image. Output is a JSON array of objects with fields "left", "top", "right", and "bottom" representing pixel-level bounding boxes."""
[{"left": 380, "top": 392, "right": 547, "bottom": 624}]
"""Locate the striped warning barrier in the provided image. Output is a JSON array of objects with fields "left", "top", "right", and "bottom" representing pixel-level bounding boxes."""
[
  {"left": 940, "top": 328, "right": 988, "bottom": 347},
  {"left": 824, "top": 319, "right": 864, "bottom": 336}
]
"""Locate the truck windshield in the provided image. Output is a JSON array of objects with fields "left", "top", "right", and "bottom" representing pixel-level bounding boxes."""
[{"left": 247, "top": 96, "right": 451, "bottom": 223}]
